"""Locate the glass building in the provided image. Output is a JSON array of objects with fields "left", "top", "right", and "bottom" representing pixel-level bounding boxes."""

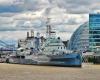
[
  {"left": 68, "top": 13, "right": 100, "bottom": 53},
  {"left": 89, "top": 13, "right": 100, "bottom": 52},
  {"left": 67, "top": 13, "right": 100, "bottom": 63},
  {"left": 68, "top": 22, "right": 89, "bottom": 52}
]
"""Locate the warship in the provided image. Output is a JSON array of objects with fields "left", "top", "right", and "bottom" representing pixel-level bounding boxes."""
[{"left": 6, "top": 18, "right": 82, "bottom": 67}]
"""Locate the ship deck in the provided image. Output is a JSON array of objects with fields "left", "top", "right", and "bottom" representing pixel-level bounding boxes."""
[{"left": 0, "top": 63, "right": 99, "bottom": 80}]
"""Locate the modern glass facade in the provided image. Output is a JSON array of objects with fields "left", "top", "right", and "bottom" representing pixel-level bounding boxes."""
[
  {"left": 68, "top": 13, "right": 100, "bottom": 53},
  {"left": 89, "top": 14, "right": 100, "bottom": 51},
  {"left": 68, "top": 22, "right": 89, "bottom": 52}
]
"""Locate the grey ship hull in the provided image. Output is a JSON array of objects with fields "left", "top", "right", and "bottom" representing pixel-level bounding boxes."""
[{"left": 7, "top": 53, "right": 82, "bottom": 67}]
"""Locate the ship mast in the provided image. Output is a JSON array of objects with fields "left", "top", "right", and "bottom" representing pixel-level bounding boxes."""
[
  {"left": 46, "top": 18, "right": 55, "bottom": 38},
  {"left": 46, "top": 18, "right": 51, "bottom": 38}
]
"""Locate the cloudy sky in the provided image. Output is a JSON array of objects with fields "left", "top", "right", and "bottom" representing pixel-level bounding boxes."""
[{"left": 0, "top": 0, "right": 100, "bottom": 43}]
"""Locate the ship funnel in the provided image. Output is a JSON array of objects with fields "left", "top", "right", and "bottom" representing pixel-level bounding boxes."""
[
  {"left": 27, "top": 32, "right": 29, "bottom": 38},
  {"left": 31, "top": 30, "right": 34, "bottom": 37}
]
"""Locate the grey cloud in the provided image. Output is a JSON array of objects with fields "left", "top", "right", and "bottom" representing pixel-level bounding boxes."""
[
  {"left": 0, "top": 0, "right": 49, "bottom": 13},
  {"left": 66, "top": 18, "right": 79, "bottom": 25},
  {"left": 0, "top": 0, "right": 99, "bottom": 14},
  {"left": 0, "top": 0, "right": 99, "bottom": 32},
  {"left": 0, "top": 13, "right": 17, "bottom": 17},
  {"left": 50, "top": 0, "right": 100, "bottom": 14}
]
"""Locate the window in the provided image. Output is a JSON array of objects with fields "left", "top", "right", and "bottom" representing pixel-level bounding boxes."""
[
  {"left": 20, "top": 49, "right": 24, "bottom": 52},
  {"left": 89, "top": 35, "right": 100, "bottom": 38},
  {"left": 89, "top": 31, "right": 100, "bottom": 34}
]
